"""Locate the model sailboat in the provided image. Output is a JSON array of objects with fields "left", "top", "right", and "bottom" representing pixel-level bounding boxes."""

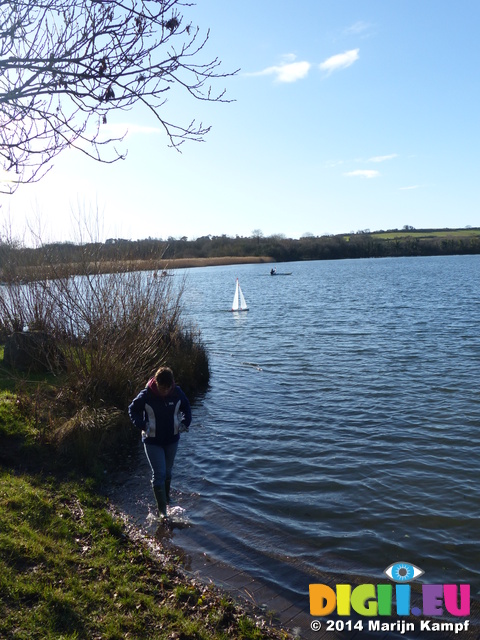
[{"left": 231, "top": 278, "right": 249, "bottom": 312}]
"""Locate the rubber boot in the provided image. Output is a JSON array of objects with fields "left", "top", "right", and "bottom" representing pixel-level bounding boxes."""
[{"left": 153, "top": 484, "right": 167, "bottom": 519}]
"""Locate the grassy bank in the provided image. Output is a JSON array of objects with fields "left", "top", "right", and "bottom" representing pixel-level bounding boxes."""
[{"left": 0, "top": 391, "right": 290, "bottom": 640}]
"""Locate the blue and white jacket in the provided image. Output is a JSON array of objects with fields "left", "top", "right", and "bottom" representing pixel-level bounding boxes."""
[{"left": 128, "top": 378, "right": 192, "bottom": 446}]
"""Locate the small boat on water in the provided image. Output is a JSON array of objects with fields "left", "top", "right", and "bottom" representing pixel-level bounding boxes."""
[
  {"left": 270, "top": 268, "right": 292, "bottom": 276},
  {"left": 231, "top": 278, "right": 248, "bottom": 311}
]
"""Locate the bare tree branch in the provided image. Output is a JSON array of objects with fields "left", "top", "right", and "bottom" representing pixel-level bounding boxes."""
[{"left": 0, "top": 0, "right": 237, "bottom": 193}]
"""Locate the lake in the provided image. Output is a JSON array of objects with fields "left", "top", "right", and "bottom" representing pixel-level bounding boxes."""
[{"left": 114, "top": 255, "right": 480, "bottom": 602}]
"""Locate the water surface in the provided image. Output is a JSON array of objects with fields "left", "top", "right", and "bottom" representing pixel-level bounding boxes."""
[{"left": 119, "top": 256, "right": 480, "bottom": 598}]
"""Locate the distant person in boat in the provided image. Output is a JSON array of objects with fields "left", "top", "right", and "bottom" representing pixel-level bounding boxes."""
[
  {"left": 270, "top": 267, "right": 277, "bottom": 275},
  {"left": 128, "top": 366, "right": 191, "bottom": 525}
]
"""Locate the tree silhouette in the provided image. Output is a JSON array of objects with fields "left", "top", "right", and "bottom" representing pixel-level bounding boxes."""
[{"left": 0, "top": 0, "right": 236, "bottom": 193}]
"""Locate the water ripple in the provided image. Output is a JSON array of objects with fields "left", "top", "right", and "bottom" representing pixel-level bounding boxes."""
[{"left": 167, "top": 256, "right": 480, "bottom": 589}]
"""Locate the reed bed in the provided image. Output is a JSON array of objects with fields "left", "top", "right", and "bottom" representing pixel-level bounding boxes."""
[{"left": 1, "top": 256, "right": 274, "bottom": 283}]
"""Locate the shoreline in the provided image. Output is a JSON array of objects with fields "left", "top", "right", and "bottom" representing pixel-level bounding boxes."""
[
  {"left": 110, "top": 505, "right": 480, "bottom": 640},
  {"left": 108, "top": 503, "right": 316, "bottom": 638},
  {"left": 105, "top": 462, "right": 480, "bottom": 640},
  {"left": 104, "top": 459, "right": 307, "bottom": 636},
  {"left": 108, "top": 504, "right": 297, "bottom": 638}
]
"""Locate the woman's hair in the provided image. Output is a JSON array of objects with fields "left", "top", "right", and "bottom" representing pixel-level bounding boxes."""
[{"left": 154, "top": 366, "right": 175, "bottom": 389}]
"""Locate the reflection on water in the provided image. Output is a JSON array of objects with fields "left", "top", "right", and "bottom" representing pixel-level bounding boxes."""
[{"left": 110, "top": 256, "right": 480, "bottom": 598}]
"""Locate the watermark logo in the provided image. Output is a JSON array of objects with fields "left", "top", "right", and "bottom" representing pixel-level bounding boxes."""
[{"left": 309, "top": 562, "right": 470, "bottom": 618}]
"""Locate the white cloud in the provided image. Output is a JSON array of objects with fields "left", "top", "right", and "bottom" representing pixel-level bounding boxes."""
[
  {"left": 319, "top": 49, "right": 359, "bottom": 75},
  {"left": 247, "top": 57, "right": 311, "bottom": 83},
  {"left": 324, "top": 159, "right": 344, "bottom": 168},
  {"left": 344, "top": 21, "right": 371, "bottom": 35},
  {"left": 368, "top": 154, "right": 398, "bottom": 163},
  {"left": 247, "top": 49, "right": 359, "bottom": 83},
  {"left": 344, "top": 170, "right": 380, "bottom": 179}
]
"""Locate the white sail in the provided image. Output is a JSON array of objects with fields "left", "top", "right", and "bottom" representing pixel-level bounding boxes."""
[
  {"left": 239, "top": 284, "right": 248, "bottom": 310},
  {"left": 231, "top": 278, "right": 248, "bottom": 311},
  {"left": 231, "top": 279, "right": 240, "bottom": 311}
]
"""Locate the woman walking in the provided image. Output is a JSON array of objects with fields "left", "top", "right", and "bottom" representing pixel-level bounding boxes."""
[{"left": 128, "top": 366, "right": 192, "bottom": 523}]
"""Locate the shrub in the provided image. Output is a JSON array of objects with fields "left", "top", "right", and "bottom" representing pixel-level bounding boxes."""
[
  {"left": 0, "top": 237, "right": 210, "bottom": 468},
  {"left": 0, "top": 266, "right": 208, "bottom": 405}
]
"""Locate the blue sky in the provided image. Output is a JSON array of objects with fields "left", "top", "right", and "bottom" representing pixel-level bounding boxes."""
[{"left": 2, "top": 0, "right": 479, "bottom": 243}]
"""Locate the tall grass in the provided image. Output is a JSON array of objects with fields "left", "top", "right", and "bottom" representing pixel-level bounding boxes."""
[
  {"left": 0, "top": 238, "right": 209, "bottom": 470},
  {"left": 0, "top": 268, "right": 198, "bottom": 395}
]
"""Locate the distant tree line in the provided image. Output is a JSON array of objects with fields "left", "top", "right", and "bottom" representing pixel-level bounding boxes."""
[
  {"left": 162, "top": 229, "right": 480, "bottom": 262},
  {"left": 1, "top": 228, "right": 480, "bottom": 272}
]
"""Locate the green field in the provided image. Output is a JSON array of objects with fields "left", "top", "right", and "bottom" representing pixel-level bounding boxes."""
[{"left": 365, "top": 228, "right": 480, "bottom": 241}]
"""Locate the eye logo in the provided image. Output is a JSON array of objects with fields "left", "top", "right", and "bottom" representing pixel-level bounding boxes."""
[{"left": 384, "top": 562, "right": 424, "bottom": 583}]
